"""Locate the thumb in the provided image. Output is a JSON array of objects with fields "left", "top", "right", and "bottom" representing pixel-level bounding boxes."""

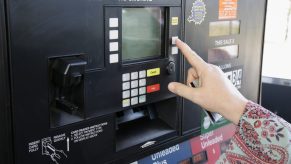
[{"left": 168, "top": 82, "right": 201, "bottom": 103}]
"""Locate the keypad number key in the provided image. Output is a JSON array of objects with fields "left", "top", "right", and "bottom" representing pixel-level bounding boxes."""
[{"left": 139, "top": 95, "right": 146, "bottom": 103}]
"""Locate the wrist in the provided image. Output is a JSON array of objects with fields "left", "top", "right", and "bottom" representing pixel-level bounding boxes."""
[{"left": 223, "top": 97, "right": 248, "bottom": 125}]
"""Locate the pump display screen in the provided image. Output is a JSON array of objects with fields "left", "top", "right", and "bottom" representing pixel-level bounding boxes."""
[
  {"left": 122, "top": 8, "right": 164, "bottom": 62},
  {"left": 208, "top": 45, "right": 239, "bottom": 63},
  {"left": 209, "top": 20, "right": 240, "bottom": 37}
]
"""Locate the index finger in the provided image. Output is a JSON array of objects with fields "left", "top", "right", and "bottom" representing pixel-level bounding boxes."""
[{"left": 176, "top": 39, "right": 207, "bottom": 73}]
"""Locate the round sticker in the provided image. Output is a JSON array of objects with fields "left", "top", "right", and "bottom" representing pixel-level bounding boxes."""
[{"left": 187, "top": 0, "right": 207, "bottom": 25}]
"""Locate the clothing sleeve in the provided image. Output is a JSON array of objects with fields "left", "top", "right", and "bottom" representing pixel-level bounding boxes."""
[{"left": 216, "top": 101, "right": 291, "bottom": 164}]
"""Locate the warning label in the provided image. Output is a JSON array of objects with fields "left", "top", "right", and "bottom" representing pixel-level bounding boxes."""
[
  {"left": 27, "top": 121, "right": 108, "bottom": 164},
  {"left": 219, "top": 0, "right": 238, "bottom": 20}
]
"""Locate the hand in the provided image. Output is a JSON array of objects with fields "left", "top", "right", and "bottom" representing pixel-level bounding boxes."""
[{"left": 168, "top": 39, "right": 248, "bottom": 125}]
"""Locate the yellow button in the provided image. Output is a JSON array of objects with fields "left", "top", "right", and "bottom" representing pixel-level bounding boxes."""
[
  {"left": 147, "top": 68, "right": 160, "bottom": 77},
  {"left": 171, "top": 17, "right": 179, "bottom": 26}
]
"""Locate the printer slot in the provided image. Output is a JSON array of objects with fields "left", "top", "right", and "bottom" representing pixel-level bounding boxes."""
[{"left": 116, "top": 98, "right": 178, "bottom": 151}]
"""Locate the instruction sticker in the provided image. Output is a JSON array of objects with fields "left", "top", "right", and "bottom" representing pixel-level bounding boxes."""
[
  {"left": 219, "top": 0, "right": 238, "bottom": 20},
  {"left": 27, "top": 122, "right": 108, "bottom": 164},
  {"left": 187, "top": 0, "right": 207, "bottom": 25},
  {"left": 224, "top": 66, "right": 243, "bottom": 89}
]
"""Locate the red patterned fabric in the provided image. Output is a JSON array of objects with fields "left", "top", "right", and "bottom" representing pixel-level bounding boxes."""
[{"left": 217, "top": 102, "right": 291, "bottom": 164}]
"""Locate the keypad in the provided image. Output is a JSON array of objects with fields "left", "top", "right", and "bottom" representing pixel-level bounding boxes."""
[
  {"left": 121, "top": 68, "right": 161, "bottom": 107},
  {"left": 122, "top": 70, "right": 147, "bottom": 107}
]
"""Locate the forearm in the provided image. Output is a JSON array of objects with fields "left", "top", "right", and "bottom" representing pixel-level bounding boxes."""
[{"left": 217, "top": 101, "right": 291, "bottom": 163}]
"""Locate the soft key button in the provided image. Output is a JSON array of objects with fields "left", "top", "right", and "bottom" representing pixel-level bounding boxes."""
[
  {"left": 109, "top": 30, "right": 119, "bottom": 40},
  {"left": 172, "top": 36, "right": 178, "bottom": 45},
  {"left": 131, "top": 80, "right": 138, "bottom": 88},
  {"left": 109, "top": 54, "right": 119, "bottom": 63},
  {"left": 109, "top": 42, "right": 119, "bottom": 52},
  {"left": 147, "top": 84, "right": 160, "bottom": 93},
  {"left": 147, "top": 68, "right": 160, "bottom": 77},
  {"left": 172, "top": 46, "right": 178, "bottom": 55},
  {"left": 122, "top": 99, "right": 130, "bottom": 107},
  {"left": 131, "top": 89, "right": 138, "bottom": 97},
  {"left": 109, "top": 18, "right": 118, "bottom": 28},
  {"left": 139, "top": 79, "right": 146, "bottom": 87}
]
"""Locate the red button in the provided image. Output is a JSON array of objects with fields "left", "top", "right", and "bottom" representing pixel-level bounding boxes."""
[{"left": 147, "top": 84, "right": 160, "bottom": 93}]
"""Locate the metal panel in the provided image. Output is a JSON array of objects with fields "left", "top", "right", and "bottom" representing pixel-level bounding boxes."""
[{"left": 0, "top": 0, "right": 14, "bottom": 163}]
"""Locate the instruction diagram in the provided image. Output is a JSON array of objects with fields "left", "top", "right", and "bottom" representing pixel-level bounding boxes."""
[{"left": 42, "top": 138, "right": 67, "bottom": 164}]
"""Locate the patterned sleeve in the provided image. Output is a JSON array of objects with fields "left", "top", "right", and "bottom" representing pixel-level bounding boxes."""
[{"left": 216, "top": 101, "right": 291, "bottom": 164}]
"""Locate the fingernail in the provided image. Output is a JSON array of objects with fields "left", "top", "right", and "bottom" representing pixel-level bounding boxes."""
[{"left": 168, "top": 83, "right": 176, "bottom": 93}]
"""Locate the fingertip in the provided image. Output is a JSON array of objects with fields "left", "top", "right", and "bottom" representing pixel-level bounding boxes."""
[
  {"left": 175, "top": 38, "right": 182, "bottom": 44},
  {"left": 168, "top": 82, "right": 176, "bottom": 93},
  {"left": 175, "top": 39, "right": 184, "bottom": 48}
]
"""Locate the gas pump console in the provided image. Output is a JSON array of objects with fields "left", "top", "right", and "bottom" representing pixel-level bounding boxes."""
[
  {"left": 1, "top": 0, "right": 186, "bottom": 163},
  {"left": 0, "top": 0, "right": 266, "bottom": 164}
]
